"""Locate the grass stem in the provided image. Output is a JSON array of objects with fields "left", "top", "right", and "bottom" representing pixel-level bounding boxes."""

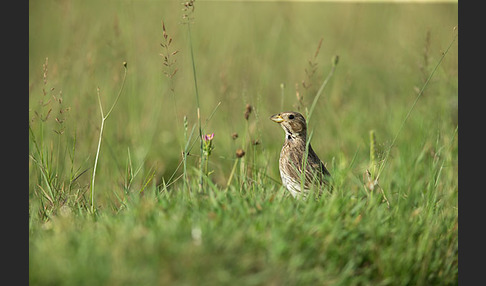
[
  {"left": 90, "top": 62, "right": 128, "bottom": 213},
  {"left": 306, "top": 55, "right": 338, "bottom": 124},
  {"left": 376, "top": 31, "right": 457, "bottom": 182},
  {"left": 187, "top": 23, "right": 204, "bottom": 193}
]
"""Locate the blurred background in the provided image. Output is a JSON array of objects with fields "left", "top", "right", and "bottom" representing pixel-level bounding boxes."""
[{"left": 29, "top": 0, "right": 458, "bottom": 203}]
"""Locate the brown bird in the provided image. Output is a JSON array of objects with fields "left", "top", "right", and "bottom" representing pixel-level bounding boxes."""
[{"left": 270, "top": 111, "right": 330, "bottom": 198}]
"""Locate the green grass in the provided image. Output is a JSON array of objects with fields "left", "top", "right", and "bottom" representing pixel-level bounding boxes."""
[{"left": 29, "top": 1, "right": 458, "bottom": 285}]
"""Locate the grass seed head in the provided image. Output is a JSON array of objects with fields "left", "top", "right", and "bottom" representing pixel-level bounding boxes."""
[
  {"left": 236, "top": 149, "right": 245, "bottom": 158},
  {"left": 244, "top": 104, "right": 252, "bottom": 120},
  {"left": 182, "top": 0, "right": 196, "bottom": 23},
  {"left": 332, "top": 55, "right": 339, "bottom": 67}
]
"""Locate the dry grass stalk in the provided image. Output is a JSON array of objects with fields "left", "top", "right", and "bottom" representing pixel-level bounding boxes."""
[
  {"left": 160, "top": 20, "right": 179, "bottom": 83},
  {"left": 295, "top": 38, "right": 323, "bottom": 111},
  {"left": 302, "top": 38, "right": 323, "bottom": 90}
]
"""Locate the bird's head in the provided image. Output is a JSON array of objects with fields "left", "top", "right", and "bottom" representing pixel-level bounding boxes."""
[{"left": 270, "top": 111, "right": 307, "bottom": 139}]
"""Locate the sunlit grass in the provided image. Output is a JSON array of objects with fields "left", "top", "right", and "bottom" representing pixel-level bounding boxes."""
[{"left": 29, "top": 1, "right": 457, "bottom": 284}]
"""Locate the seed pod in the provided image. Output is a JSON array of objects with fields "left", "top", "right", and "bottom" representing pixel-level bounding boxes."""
[
  {"left": 244, "top": 104, "right": 252, "bottom": 120},
  {"left": 236, "top": 149, "right": 245, "bottom": 158},
  {"left": 332, "top": 55, "right": 339, "bottom": 67}
]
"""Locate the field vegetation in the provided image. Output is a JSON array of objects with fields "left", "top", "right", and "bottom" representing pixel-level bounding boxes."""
[{"left": 29, "top": 1, "right": 458, "bottom": 285}]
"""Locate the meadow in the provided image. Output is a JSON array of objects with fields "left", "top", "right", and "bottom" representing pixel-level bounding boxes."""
[{"left": 29, "top": 1, "right": 458, "bottom": 285}]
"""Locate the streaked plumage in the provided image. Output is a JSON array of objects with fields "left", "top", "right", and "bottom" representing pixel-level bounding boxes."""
[{"left": 270, "top": 111, "right": 330, "bottom": 198}]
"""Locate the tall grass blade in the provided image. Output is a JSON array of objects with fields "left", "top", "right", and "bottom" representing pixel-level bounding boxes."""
[{"left": 376, "top": 30, "right": 458, "bottom": 182}]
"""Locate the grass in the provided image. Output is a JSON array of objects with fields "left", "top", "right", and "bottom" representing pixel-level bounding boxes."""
[
  {"left": 90, "top": 62, "right": 128, "bottom": 213},
  {"left": 29, "top": 1, "right": 458, "bottom": 285}
]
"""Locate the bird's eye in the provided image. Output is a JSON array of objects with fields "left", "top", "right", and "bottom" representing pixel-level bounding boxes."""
[{"left": 288, "top": 114, "right": 294, "bottom": 119}]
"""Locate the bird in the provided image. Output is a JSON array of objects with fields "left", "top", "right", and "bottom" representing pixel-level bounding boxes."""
[{"left": 270, "top": 111, "right": 330, "bottom": 198}]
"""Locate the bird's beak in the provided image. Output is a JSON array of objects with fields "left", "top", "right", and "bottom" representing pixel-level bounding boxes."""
[{"left": 270, "top": 114, "right": 284, "bottom": 123}]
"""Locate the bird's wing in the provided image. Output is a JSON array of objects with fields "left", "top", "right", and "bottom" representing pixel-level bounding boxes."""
[{"left": 306, "top": 144, "right": 330, "bottom": 185}]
